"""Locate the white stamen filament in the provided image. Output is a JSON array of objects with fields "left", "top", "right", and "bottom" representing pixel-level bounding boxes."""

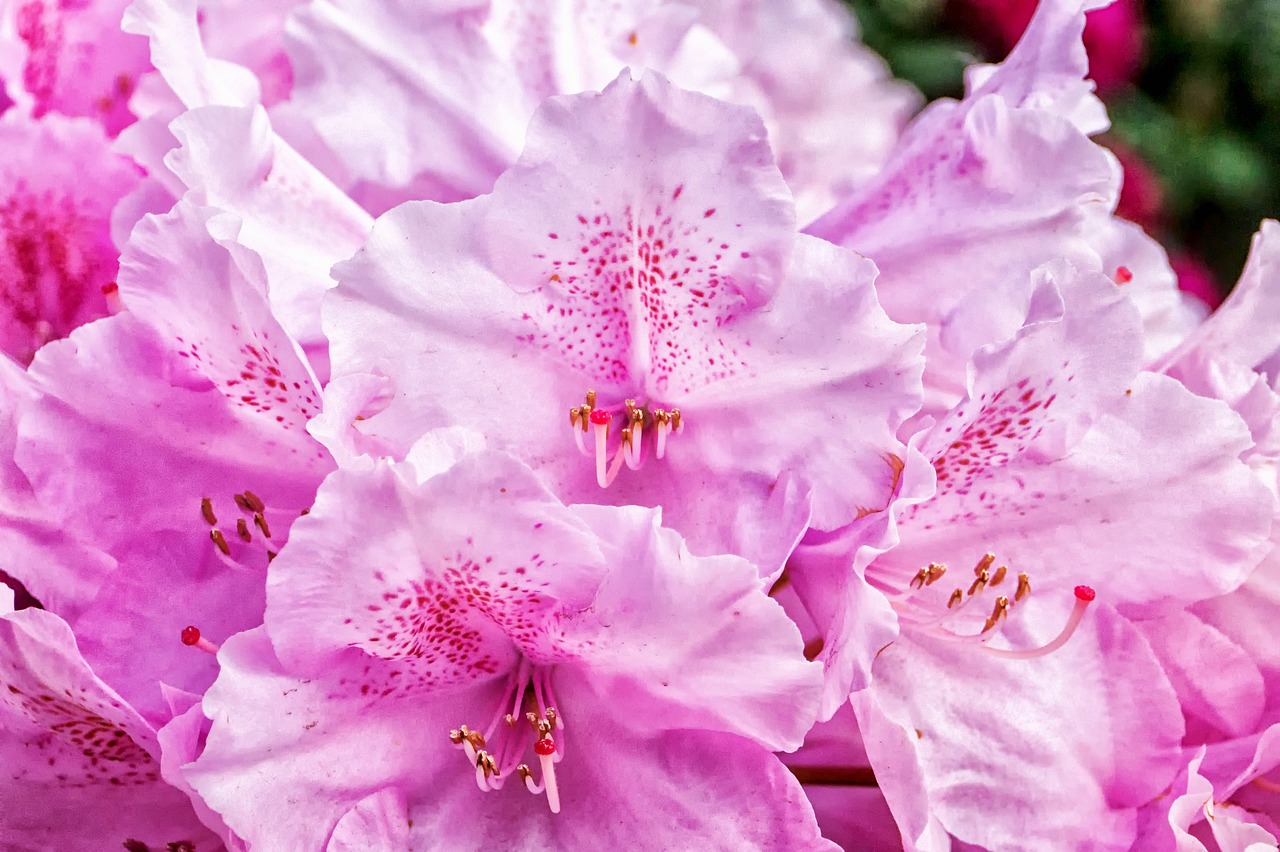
[
  {"left": 655, "top": 418, "right": 668, "bottom": 459},
  {"left": 979, "top": 587, "right": 1095, "bottom": 660},
  {"left": 625, "top": 419, "right": 644, "bottom": 470},
  {"left": 592, "top": 418, "right": 610, "bottom": 488},
  {"left": 541, "top": 750, "right": 561, "bottom": 814}
]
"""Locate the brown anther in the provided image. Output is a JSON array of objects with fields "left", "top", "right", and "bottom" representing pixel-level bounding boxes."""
[
  {"left": 200, "top": 497, "right": 217, "bottom": 526},
  {"left": 630, "top": 408, "right": 643, "bottom": 426},
  {"left": 517, "top": 764, "right": 533, "bottom": 781},
  {"left": 620, "top": 426, "right": 633, "bottom": 448},
  {"left": 526, "top": 711, "right": 540, "bottom": 729},
  {"left": 569, "top": 407, "right": 582, "bottom": 428},
  {"left": 267, "top": 550, "right": 277, "bottom": 562},
  {"left": 544, "top": 707, "right": 558, "bottom": 727},
  {"left": 1015, "top": 572, "right": 1031, "bottom": 602},
  {"left": 579, "top": 406, "right": 592, "bottom": 432},
  {"left": 448, "top": 729, "right": 464, "bottom": 744},
  {"left": 242, "top": 490, "right": 265, "bottom": 513},
  {"left": 670, "top": 409, "right": 682, "bottom": 430},
  {"left": 234, "top": 494, "right": 252, "bottom": 512},
  {"left": 235, "top": 518, "right": 252, "bottom": 543},
  {"left": 464, "top": 729, "right": 486, "bottom": 750},
  {"left": 991, "top": 565, "right": 1008, "bottom": 586},
  {"left": 505, "top": 713, "right": 517, "bottom": 727},
  {"left": 625, "top": 398, "right": 637, "bottom": 415},
  {"left": 254, "top": 512, "right": 272, "bottom": 538},
  {"left": 209, "top": 529, "right": 230, "bottom": 556},
  {"left": 925, "top": 563, "right": 947, "bottom": 586},
  {"left": 909, "top": 567, "right": 930, "bottom": 590},
  {"left": 476, "top": 750, "right": 498, "bottom": 777},
  {"left": 654, "top": 408, "right": 670, "bottom": 425},
  {"left": 982, "top": 596, "right": 1011, "bottom": 633},
  {"left": 585, "top": 390, "right": 597, "bottom": 408},
  {"left": 536, "top": 719, "right": 552, "bottom": 738},
  {"left": 948, "top": 589, "right": 964, "bottom": 609},
  {"left": 973, "top": 553, "right": 995, "bottom": 577},
  {"left": 968, "top": 568, "right": 990, "bottom": 597}
]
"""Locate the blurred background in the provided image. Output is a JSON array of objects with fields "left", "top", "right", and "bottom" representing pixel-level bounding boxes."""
[{"left": 846, "top": 0, "right": 1280, "bottom": 307}]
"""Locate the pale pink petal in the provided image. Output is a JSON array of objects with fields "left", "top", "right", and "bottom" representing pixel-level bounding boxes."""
[
  {"left": 327, "top": 788, "right": 410, "bottom": 852},
  {"left": 0, "top": 606, "right": 218, "bottom": 848},
  {"left": 265, "top": 450, "right": 607, "bottom": 693},
  {"left": 1136, "top": 612, "right": 1266, "bottom": 740},
  {"left": 869, "top": 604, "right": 1184, "bottom": 850},
  {"left": 565, "top": 502, "right": 822, "bottom": 750}
]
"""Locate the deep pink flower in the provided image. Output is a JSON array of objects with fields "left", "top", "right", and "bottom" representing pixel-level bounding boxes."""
[
  {"left": 284, "top": 0, "right": 916, "bottom": 217},
  {"left": 184, "top": 444, "right": 828, "bottom": 848},
  {"left": 1, "top": 0, "right": 152, "bottom": 135},
  {"left": 325, "top": 71, "right": 923, "bottom": 566},
  {"left": 0, "top": 111, "right": 141, "bottom": 365},
  {"left": 0, "top": 591, "right": 220, "bottom": 848},
  {"left": 1170, "top": 251, "right": 1225, "bottom": 311}
]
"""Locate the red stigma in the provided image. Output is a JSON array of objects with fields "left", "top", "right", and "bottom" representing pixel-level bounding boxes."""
[
  {"left": 533, "top": 738, "right": 557, "bottom": 756},
  {"left": 1073, "top": 585, "right": 1096, "bottom": 602},
  {"left": 1114, "top": 266, "right": 1133, "bottom": 284},
  {"left": 588, "top": 409, "right": 611, "bottom": 426},
  {"left": 180, "top": 625, "right": 201, "bottom": 646}
]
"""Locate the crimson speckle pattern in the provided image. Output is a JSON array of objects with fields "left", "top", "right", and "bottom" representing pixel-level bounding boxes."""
[
  {"left": 911, "top": 371, "right": 1074, "bottom": 528},
  {"left": 175, "top": 329, "right": 319, "bottom": 433},
  {"left": 0, "top": 180, "right": 113, "bottom": 364},
  {"left": 3, "top": 683, "right": 158, "bottom": 788},
  {"left": 345, "top": 545, "right": 582, "bottom": 699},
  {"left": 524, "top": 186, "right": 751, "bottom": 398}
]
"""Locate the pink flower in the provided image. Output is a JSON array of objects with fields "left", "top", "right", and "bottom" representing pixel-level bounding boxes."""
[
  {"left": 9, "top": 200, "right": 332, "bottom": 720},
  {"left": 183, "top": 443, "right": 828, "bottom": 848},
  {"left": 789, "top": 257, "right": 1271, "bottom": 847},
  {"left": 1, "top": 0, "right": 152, "bottom": 135},
  {"left": 0, "top": 111, "right": 141, "bottom": 365},
  {"left": 325, "top": 71, "right": 923, "bottom": 566},
  {"left": 284, "top": 0, "right": 916, "bottom": 217},
  {"left": 0, "top": 591, "right": 220, "bottom": 848}
]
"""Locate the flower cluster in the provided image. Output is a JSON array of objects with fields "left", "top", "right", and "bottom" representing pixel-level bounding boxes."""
[{"left": 0, "top": 0, "right": 1276, "bottom": 849}]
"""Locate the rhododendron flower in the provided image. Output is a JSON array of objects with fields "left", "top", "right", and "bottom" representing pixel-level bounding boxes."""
[
  {"left": 0, "top": 111, "right": 140, "bottom": 364},
  {"left": 326, "top": 71, "right": 923, "bottom": 566},
  {"left": 0, "top": 588, "right": 220, "bottom": 849},
  {"left": 9, "top": 200, "right": 332, "bottom": 719},
  {"left": 0, "top": 0, "right": 151, "bottom": 135},
  {"left": 284, "top": 0, "right": 917, "bottom": 218},
  {"left": 788, "top": 258, "right": 1271, "bottom": 848},
  {"left": 183, "top": 442, "right": 829, "bottom": 848}
]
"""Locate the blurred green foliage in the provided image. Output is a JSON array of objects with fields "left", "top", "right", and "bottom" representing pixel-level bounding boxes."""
[{"left": 845, "top": 0, "right": 1280, "bottom": 292}]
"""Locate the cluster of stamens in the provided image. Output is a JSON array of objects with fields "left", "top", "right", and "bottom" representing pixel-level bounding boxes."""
[
  {"left": 199, "top": 489, "right": 286, "bottom": 568},
  {"left": 891, "top": 553, "right": 1095, "bottom": 659},
  {"left": 568, "top": 390, "right": 683, "bottom": 488},
  {"left": 449, "top": 663, "right": 565, "bottom": 813}
]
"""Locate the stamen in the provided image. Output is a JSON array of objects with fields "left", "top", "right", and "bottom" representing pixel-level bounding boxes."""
[
  {"left": 981, "top": 596, "right": 1010, "bottom": 633},
  {"left": 1015, "top": 572, "right": 1031, "bottom": 602},
  {"left": 991, "top": 565, "right": 1007, "bottom": 586},
  {"left": 236, "top": 518, "right": 252, "bottom": 543},
  {"left": 968, "top": 568, "right": 990, "bottom": 597},
  {"left": 242, "top": 490, "right": 266, "bottom": 513},
  {"left": 981, "top": 586, "right": 1095, "bottom": 660},
  {"left": 972, "top": 554, "right": 995, "bottom": 577},
  {"left": 947, "top": 589, "right": 963, "bottom": 609},
  {"left": 200, "top": 498, "right": 217, "bottom": 526},
  {"left": 254, "top": 512, "right": 272, "bottom": 538},
  {"left": 180, "top": 625, "right": 220, "bottom": 655},
  {"left": 209, "top": 529, "right": 231, "bottom": 556}
]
